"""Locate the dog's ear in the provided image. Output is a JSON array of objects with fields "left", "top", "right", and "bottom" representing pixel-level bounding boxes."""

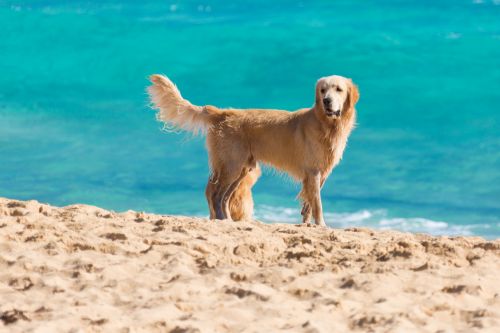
[
  {"left": 343, "top": 79, "right": 360, "bottom": 113},
  {"left": 315, "top": 78, "right": 324, "bottom": 109}
]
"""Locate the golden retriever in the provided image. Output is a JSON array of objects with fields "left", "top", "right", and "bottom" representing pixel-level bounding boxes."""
[{"left": 148, "top": 75, "right": 359, "bottom": 226}]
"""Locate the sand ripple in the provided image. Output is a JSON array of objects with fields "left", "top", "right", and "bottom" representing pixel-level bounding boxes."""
[{"left": 1, "top": 198, "right": 499, "bottom": 332}]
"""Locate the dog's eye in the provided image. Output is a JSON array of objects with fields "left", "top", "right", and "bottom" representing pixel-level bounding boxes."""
[
  {"left": 320, "top": 88, "right": 326, "bottom": 94},
  {"left": 337, "top": 87, "right": 343, "bottom": 92}
]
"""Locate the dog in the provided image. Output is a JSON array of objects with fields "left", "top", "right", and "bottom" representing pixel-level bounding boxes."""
[{"left": 148, "top": 75, "right": 359, "bottom": 226}]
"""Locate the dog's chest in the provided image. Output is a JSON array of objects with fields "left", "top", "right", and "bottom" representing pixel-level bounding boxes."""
[{"left": 315, "top": 125, "right": 351, "bottom": 173}]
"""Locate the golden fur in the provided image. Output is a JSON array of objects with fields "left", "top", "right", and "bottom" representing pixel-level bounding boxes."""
[
  {"left": 223, "top": 164, "right": 260, "bottom": 221},
  {"left": 148, "top": 75, "right": 359, "bottom": 225}
]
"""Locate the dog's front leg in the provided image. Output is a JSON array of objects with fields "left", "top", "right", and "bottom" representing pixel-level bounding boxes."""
[
  {"left": 301, "top": 203, "right": 312, "bottom": 224},
  {"left": 301, "top": 176, "right": 327, "bottom": 224},
  {"left": 302, "top": 171, "right": 326, "bottom": 227}
]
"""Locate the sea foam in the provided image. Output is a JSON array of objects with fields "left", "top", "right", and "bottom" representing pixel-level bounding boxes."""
[{"left": 255, "top": 205, "right": 490, "bottom": 237}]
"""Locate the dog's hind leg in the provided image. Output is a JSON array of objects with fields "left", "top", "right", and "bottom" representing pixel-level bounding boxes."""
[
  {"left": 206, "top": 132, "right": 252, "bottom": 220},
  {"left": 223, "top": 159, "right": 259, "bottom": 219},
  {"left": 212, "top": 164, "right": 247, "bottom": 220},
  {"left": 229, "top": 165, "right": 261, "bottom": 221},
  {"left": 205, "top": 174, "right": 218, "bottom": 219},
  {"left": 221, "top": 167, "right": 250, "bottom": 219}
]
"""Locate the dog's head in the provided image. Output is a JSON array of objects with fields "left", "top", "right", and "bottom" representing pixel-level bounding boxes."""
[{"left": 315, "top": 75, "right": 359, "bottom": 120}]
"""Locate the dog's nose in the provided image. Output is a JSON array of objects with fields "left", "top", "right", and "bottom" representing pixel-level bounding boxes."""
[{"left": 323, "top": 97, "right": 331, "bottom": 105}]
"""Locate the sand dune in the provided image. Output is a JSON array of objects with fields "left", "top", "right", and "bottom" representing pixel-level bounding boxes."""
[{"left": 0, "top": 197, "right": 499, "bottom": 332}]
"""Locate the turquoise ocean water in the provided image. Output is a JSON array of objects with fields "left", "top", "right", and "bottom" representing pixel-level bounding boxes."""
[{"left": 1, "top": 1, "right": 499, "bottom": 238}]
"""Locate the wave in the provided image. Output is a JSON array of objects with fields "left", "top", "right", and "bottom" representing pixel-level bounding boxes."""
[{"left": 255, "top": 205, "right": 494, "bottom": 237}]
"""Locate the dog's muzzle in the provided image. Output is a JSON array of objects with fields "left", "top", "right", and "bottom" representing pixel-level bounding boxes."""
[
  {"left": 325, "top": 109, "right": 341, "bottom": 117},
  {"left": 323, "top": 97, "right": 341, "bottom": 117}
]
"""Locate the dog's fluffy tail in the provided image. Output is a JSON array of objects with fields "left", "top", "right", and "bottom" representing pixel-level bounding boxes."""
[{"left": 148, "top": 74, "right": 219, "bottom": 135}]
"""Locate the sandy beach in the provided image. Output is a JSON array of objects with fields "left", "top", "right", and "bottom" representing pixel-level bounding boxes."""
[{"left": 0, "top": 197, "right": 499, "bottom": 332}]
